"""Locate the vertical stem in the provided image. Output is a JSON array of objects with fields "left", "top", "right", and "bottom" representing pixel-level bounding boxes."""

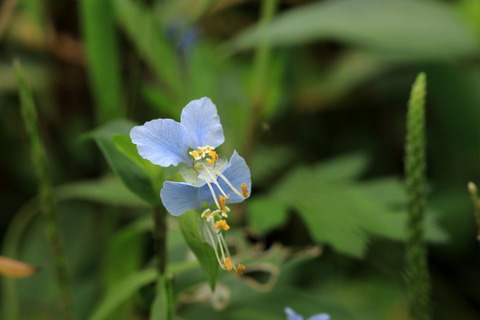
[
  {"left": 152, "top": 205, "right": 167, "bottom": 275},
  {"left": 404, "top": 72, "right": 431, "bottom": 320},
  {"left": 15, "top": 60, "right": 75, "bottom": 319},
  {"left": 245, "top": 0, "right": 278, "bottom": 163},
  {"left": 151, "top": 205, "right": 174, "bottom": 320}
]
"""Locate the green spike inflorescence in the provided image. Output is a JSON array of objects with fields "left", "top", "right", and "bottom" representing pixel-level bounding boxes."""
[
  {"left": 404, "top": 72, "right": 431, "bottom": 320},
  {"left": 15, "top": 60, "right": 75, "bottom": 319}
]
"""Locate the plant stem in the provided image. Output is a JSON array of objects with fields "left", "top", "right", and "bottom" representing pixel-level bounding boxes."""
[
  {"left": 15, "top": 60, "right": 75, "bottom": 319},
  {"left": 404, "top": 72, "right": 431, "bottom": 320},
  {"left": 151, "top": 205, "right": 174, "bottom": 320},
  {"left": 152, "top": 205, "right": 167, "bottom": 275}
]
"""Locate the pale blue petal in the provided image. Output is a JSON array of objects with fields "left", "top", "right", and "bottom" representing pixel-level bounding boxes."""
[
  {"left": 180, "top": 97, "right": 224, "bottom": 148},
  {"left": 130, "top": 119, "right": 192, "bottom": 167},
  {"left": 160, "top": 181, "right": 202, "bottom": 216},
  {"left": 285, "top": 307, "right": 304, "bottom": 320},
  {"left": 220, "top": 150, "right": 251, "bottom": 203},
  {"left": 308, "top": 314, "right": 330, "bottom": 320},
  {"left": 197, "top": 150, "right": 251, "bottom": 204}
]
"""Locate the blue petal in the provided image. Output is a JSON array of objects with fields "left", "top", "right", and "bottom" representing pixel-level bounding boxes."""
[
  {"left": 130, "top": 119, "right": 192, "bottom": 167},
  {"left": 308, "top": 314, "right": 330, "bottom": 320},
  {"left": 220, "top": 150, "right": 251, "bottom": 203},
  {"left": 160, "top": 181, "right": 202, "bottom": 216},
  {"left": 198, "top": 150, "right": 251, "bottom": 204},
  {"left": 285, "top": 307, "right": 304, "bottom": 320},
  {"left": 180, "top": 97, "right": 225, "bottom": 148}
]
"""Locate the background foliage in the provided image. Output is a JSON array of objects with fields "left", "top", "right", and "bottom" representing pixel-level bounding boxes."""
[{"left": 0, "top": 0, "right": 479, "bottom": 319}]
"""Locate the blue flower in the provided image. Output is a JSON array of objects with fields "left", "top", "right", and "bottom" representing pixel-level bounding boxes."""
[
  {"left": 130, "top": 97, "right": 251, "bottom": 273},
  {"left": 285, "top": 307, "right": 330, "bottom": 320}
]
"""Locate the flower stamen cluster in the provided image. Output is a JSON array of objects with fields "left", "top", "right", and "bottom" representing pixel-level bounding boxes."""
[{"left": 189, "top": 146, "right": 217, "bottom": 163}]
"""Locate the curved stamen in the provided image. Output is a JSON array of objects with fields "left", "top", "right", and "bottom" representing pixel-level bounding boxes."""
[
  {"left": 213, "top": 169, "right": 246, "bottom": 198},
  {"left": 206, "top": 182, "right": 221, "bottom": 210},
  {"left": 201, "top": 163, "right": 229, "bottom": 198},
  {"left": 204, "top": 222, "right": 223, "bottom": 267}
]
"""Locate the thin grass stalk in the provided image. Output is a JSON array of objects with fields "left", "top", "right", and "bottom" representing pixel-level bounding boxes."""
[
  {"left": 404, "top": 72, "right": 431, "bottom": 320},
  {"left": 15, "top": 60, "right": 75, "bottom": 319}
]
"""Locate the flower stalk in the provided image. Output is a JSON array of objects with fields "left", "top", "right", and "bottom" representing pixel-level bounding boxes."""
[
  {"left": 404, "top": 72, "right": 431, "bottom": 320},
  {"left": 152, "top": 205, "right": 168, "bottom": 274},
  {"left": 15, "top": 60, "right": 75, "bottom": 319}
]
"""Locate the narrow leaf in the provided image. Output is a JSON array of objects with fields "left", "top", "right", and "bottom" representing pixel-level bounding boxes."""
[
  {"left": 89, "top": 269, "right": 157, "bottom": 320},
  {"left": 150, "top": 274, "right": 174, "bottom": 320},
  {"left": 80, "top": 0, "right": 124, "bottom": 124}
]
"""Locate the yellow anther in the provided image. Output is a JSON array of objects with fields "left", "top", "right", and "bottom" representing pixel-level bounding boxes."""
[
  {"left": 204, "top": 146, "right": 215, "bottom": 153},
  {"left": 189, "top": 149, "right": 203, "bottom": 160},
  {"left": 235, "top": 264, "right": 246, "bottom": 275},
  {"left": 214, "top": 219, "right": 230, "bottom": 231},
  {"left": 223, "top": 257, "right": 233, "bottom": 271},
  {"left": 241, "top": 183, "right": 249, "bottom": 197},
  {"left": 219, "top": 195, "right": 227, "bottom": 211},
  {"left": 206, "top": 150, "right": 218, "bottom": 164}
]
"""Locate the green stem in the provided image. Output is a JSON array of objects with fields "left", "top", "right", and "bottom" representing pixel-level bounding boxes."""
[
  {"left": 15, "top": 60, "right": 75, "bottom": 319},
  {"left": 245, "top": 0, "right": 278, "bottom": 162},
  {"left": 404, "top": 72, "right": 431, "bottom": 320},
  {"left": 151, "top": 205, "right": 174, "bottom": 320},
  {"left": 152, "top": 205, "right": 167, "bottom": 274}
]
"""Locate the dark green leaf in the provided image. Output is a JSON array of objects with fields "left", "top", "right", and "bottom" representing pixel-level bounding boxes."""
[
  {"left": 113, "top": 134, "right": 163, "bottom": 189},
  {"left": 267, "top": 155, "right": 445, "bottom": 257},
  {"left": 92, "top": 120, "right": 159, "bottom": 205}
]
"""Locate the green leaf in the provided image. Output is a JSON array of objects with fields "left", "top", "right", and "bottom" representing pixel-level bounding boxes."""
[
  {"left": 91, "top": 120, "right": 159, "bottom": 205},
  {"left": 229, "top": 0, "right": 478, "bottom": 60},
  {"left": 266, "top": 154, "right": 445, "bottom": 257},
  {"left": 80, "top": 0, "right": 124, "bottom": 124},
  {"left": 113, "top": 134, "right": 163, "bottom": 188},
  {"left": 178, "top": 211, "right": 218, "bottom": 290},
  {"left": 150, "top": 274, "right": 174, "bottom": 320},
  {"left": 247, "top": 196, "right": 288, "bottom": 234},
  {"left": 89, "top": 269, "right": 157, "bottom": 320}
]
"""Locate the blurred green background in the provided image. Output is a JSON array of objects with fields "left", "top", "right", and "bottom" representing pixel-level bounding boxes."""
[{"left": 0, "top": 0, "right": 479, "bottom": 319}]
